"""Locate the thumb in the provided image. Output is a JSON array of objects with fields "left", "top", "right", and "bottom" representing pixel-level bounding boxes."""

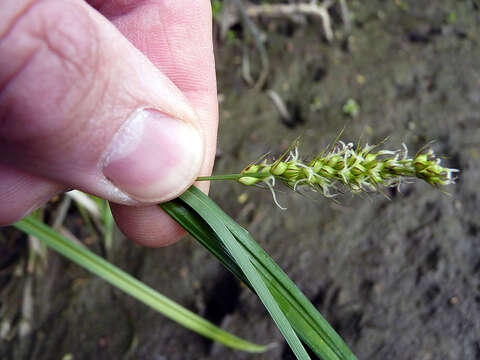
[{"left": 0, "top": 0, "right": 204, "bottom": 204}]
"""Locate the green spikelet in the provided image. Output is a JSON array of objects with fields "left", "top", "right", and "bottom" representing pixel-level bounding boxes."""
[{"left": 237, "top": 141, "right": 458, "bottom": 200}]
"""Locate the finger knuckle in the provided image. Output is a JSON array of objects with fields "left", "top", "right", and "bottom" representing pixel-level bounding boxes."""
[{"left": 0, "top": 0, "right": 100, "bottom": 141}]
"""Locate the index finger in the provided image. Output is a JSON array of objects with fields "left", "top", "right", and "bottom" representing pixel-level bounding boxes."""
[{"left": 89, "top": 0, "right": 218, "bottom": 172}]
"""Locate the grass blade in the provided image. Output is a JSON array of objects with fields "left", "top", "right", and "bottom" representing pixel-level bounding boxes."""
[
  {"left": 13, "top": 216, "right": 268, "bottom": 353},
  {"left": 161, "top": 200, "right": 250, "bottom": 288},
  {"left": 161, "top": 186, "right": 357, "bottom": 360},
  {"left": 179, "top": 189, "right": 311, "bottom": 360}
]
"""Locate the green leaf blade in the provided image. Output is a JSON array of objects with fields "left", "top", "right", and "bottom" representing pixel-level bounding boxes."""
[
  {"left": 13, "top": 216, "right": 268, "bottom": 353},
  {"left": 170, "top": 186, "right": 357, "bottom": 360},
  {"left": 178, "top": 189, "right": 311, "bottom": 360}
]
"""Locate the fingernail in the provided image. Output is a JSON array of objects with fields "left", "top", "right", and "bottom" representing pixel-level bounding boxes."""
[{"left": 102, "top": 108, "right": 203, "bottom": 202}]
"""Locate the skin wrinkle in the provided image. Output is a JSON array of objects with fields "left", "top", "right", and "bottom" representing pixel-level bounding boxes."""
[
  {"left": 112, "top": 2, "right": 214, "bottom": 93},
  {"left": 118, "top": 1, "right": 217, "bottom": 166},
  {"left": 0, "top": 0, "right": 41, "bottom": 38},
  {"left": 0, "top": 2, "right": 101, "bottom": 145},
  {"left": 107, "top": 2, "right": 216, "bottom": 126},
  {"left": 28, "top": 50, "right": 96, "bottom": 147},
  {"left": 1, "top": 1, "right": 98, "bottom": 98},
  {"left": 41, "top": 24, "right": 93, "bottom": 82},
  {"left": 0, "top": 164, "right": 66, "bottom": 225},
  {"left": 156, "top": 19, "right": 213, "bottom": 93},
  {"left": 0, "top": 51, "right": 38, "bottom": 136},
  {"left": 34, "top": 3, "right": 101, "bottom": 123},
  {"left": 0, "top": 47, "right": 38, "bottom": 99},
  {"left": 0, "top": 51, "right": 96, "bottom": 151},
  {"left": 0, "top": 102, "right": 101, "bottom": 175}
]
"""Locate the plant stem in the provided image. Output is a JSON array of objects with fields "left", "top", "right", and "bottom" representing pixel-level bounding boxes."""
[{"left": 197, "top": 173, "right": 266, "bottom": 182}]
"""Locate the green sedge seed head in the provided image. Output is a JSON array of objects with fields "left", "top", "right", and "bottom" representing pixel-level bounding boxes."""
[
  {"left": 365, "top": 153, "right": 377, "bottom": 162},
  {"left": 319, "top": 165, "right": 336, "bottom": 177},
  {"left": 238, "top": 176, "right": 261, "bottom": 186},
  {"left": 312, "top": 160, "right": 323, "bottom": 173},
  {"left": 301, "top": 167, "right": 311, "bottom": 178},
  {"left": 260, "top": 165, "right": 272, "bottom": 176},
  {"left": 283, "top": 163, "right": 300, "bottom": 179},
  {"left": 351, "top": 164, "right": 366, "bottom": 176},
  {"left": 236, "top": 139, "right": 458, "bottom": 203},
  {"left": 271, "top": 162, "right": 288, "bottom": 176},
  {"left": 364, "top": 160, "right": 378, "bottom": 169},
  {"left": 327, "top": 156, "right": 340, "bottom": 168},
  {"left": 242, "top": 164, "right": 260, "bottom": 174},
  {"left": 414, "top": 154, "right": 428, "bottom": 163}
]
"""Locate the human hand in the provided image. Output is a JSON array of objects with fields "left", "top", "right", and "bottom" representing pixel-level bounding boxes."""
[{"left": 0, "top": 0, "right": 218, "bottom": 246}]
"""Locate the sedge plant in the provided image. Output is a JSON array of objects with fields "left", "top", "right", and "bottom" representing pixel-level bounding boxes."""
[
  {"left": 13, "top": 137, "right": 457, "bottom": 360},
  {"left": 200, "top": 138, "right": 458, "bottom": 207}
]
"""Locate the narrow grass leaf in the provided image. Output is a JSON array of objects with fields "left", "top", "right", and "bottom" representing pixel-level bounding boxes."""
[
  {"left": 161, "top": 200, "right": 251, "bottom": 287},
  {"left": 102, "top": 201, "right": 114, "bottom": 253},
  {"left": 161, "top": 186, "right": 356, "bottom": 360},
  {"left": 13, "top": 216, "right": 268, "bottom": 353},
  {"left": 178, "top": 189, "right": 311, "bottom": 360}
]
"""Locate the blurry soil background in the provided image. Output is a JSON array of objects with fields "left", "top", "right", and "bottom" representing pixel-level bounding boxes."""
[{"left": 1, "top": 0, "right": 479, "bottom": 359}]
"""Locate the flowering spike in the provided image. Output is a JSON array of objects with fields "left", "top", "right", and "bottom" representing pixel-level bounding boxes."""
[{"left": 237, "top": 140, "right": 458, "bottom": 200}]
